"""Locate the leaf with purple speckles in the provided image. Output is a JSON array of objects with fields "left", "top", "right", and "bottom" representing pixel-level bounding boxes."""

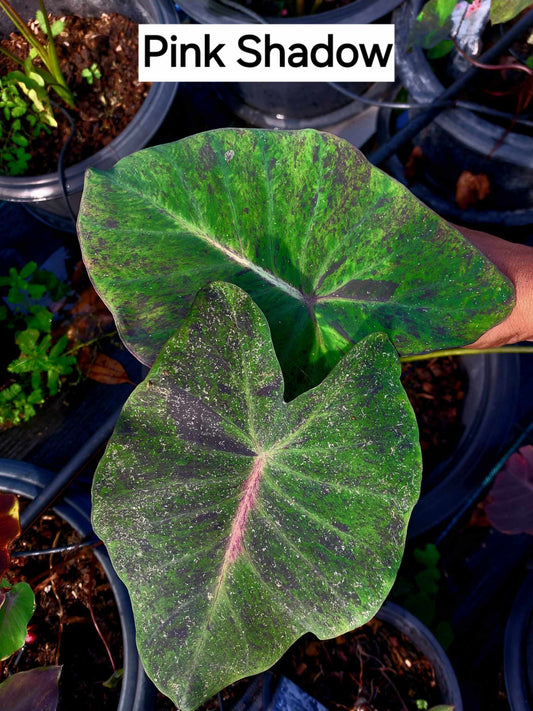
[
  {"left": 78, "top": 128, "right": 513, "bottom": 398},
  {"left": 92, "top": 282, "right": 422, "bottom": 710}
]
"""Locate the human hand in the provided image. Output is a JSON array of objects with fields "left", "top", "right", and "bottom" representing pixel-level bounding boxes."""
[{"left": 455, "top": 225, "right": 533, "bottom": 349}]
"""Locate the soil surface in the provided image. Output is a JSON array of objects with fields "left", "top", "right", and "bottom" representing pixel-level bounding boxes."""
[
  {"left": 280, "top": 618, "right": 445, "bottom": 710},
  {"left": 2, "top": 506, "right": 123, "bottom": 710},
  {"left": 0, "top": 11, "right": 148, "bottom": 175},
  {"left": 402, "top": 356, "right": 466, "bottom": 471},
  {"left": 235, "top": 0, "right": 357, "bottom": 18}
]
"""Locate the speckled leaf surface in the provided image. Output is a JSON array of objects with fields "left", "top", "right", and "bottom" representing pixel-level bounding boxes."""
[
  {"left": 78, "top": 128, "right": 513, "bottom": 393},
  {"left": 92, "top": 282, "right": 422, "bottom": 711}
]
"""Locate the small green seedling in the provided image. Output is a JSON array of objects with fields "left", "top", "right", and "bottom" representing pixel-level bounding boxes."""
[
  {"left": 0, "top": 262, "right": 75, "bottom": 427},
  {"left": 81, "top": 62, "right": 101, "bottom": 85},
  {"left": 0, "top": 0, "right": 74, "bottom": 108}
]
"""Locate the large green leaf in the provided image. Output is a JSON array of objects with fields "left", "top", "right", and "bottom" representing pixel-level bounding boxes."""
[
  {"left": 78, "top": 128, "right": 513, "bottom": 396},
  {"left": 92, "top": 282, "right": 422, "bottom": 710},
  {"left": 0, "top": 582, "right": 35, "bottom": 660}
]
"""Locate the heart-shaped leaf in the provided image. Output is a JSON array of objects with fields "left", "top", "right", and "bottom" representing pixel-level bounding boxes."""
[
  {"left": 78, "top": 129, "right": 513, "bottom": 396},
  {"left": 92, "top": 282, "right": 422, "bottom": 710},
  {"left": 486, "top": 445, "right": 533, "bottom": 534},
  {"left": 0, "top": 582, "right": 35, "bottom": 661},
  {"left": 0, "top": 666, "right": 62, "bottom": 711}
]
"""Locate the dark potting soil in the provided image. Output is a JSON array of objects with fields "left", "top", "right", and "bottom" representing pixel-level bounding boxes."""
[
  {"left": 401, "top": 356, "right": 467, "bottom": 471},
  {"left": 154, "top": 676, "right": 252, "bottom": 710},
  {"left": 235, "top": 0, "right": 356, "bottom": 18},
  {"left": 2, "top": 506, "right": 123, "bottom": 710},
  {"left": 0, "top": 11, "right": 148, "bottom": 175},
  {"left": 279, "top": 618, "right": 444, "bottom": 710}
]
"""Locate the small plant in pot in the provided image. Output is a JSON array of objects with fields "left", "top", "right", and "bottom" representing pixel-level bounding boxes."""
[
  {"left": 77, "top": 128, "right": 514, "bottom": 710},
  {"left": 0, "top": 486, "right": 128, "bottom": 710},
  {"left": 0, "top": 0, "right": 178, "bottom": 227},
  {"left": 392, "top": 0, "right": 533, "bottom": 225}
]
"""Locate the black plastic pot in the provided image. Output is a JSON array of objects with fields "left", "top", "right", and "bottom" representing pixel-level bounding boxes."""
[
  {"left": 505, "top": 571, "right": 533, "bottom": 710},
  {"left": 177, "top": 0, "right": 400, "bottom": 128},
  {"left": 376, "top": 104, "right": 533, "bottom": 229},
  {"left": 0, "top": 458, "right": 155, "bottom": 711},
  {"left": 390, "top": 0, "right": 533, "bottom": 227},
  {"left": 377, "top": 602, "right": 463, "bottom": 709},
  {"left": 408, "top": 353, "right": 520, "bottom": 538},
  {"left": 0, "top": 0, "right": 179, "bottom": 231},
  {"left": 270, "top": 601, "right": 463, "bottom": 709}
]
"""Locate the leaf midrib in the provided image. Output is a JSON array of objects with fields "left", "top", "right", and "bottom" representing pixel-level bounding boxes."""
[{"left": 106, "top": 175, "right": 306, "bottom": 304}]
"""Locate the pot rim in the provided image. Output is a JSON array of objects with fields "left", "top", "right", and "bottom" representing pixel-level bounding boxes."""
[
  {"left": 0, "top": 458, "right": 151, "bottom": 711},
  {"left": 393, "top": 0, "right": 533, "bottom": 169},
  {"left": 0, "top": 0, "right": 179, "bottom": 203},
  {"left": 177, "top": 0, "right": 404, "bottom": 25}
]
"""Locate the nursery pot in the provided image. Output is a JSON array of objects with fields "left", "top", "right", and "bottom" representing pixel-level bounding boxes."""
[
  {"left": 177, "top": 0, "right": 400, "bottom": 128},
  {"left": 0, "top": 458, "right": 154, "bottom": 711},
  {"left": 389, "top": 0, "right": 533, "bottom": 227},
  {"left": 271, "top": 601, "right": 463, "bottom": 710},
  {"left": 377, "top": 602, "right": 463, "bottom": 709},
  {"left": 0, "top": 0, "right": 179, "bottom": 231},
  {"left": 504, "top": 571, "right": 533, "bottom": 710},
  {"left": 408, "top": 353, "right": 520, "bottom": 538}
]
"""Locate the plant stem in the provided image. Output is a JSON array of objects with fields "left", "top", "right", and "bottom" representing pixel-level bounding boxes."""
[
  {"left": 65, "top": 330, "right": 117, "bottom": 355},
  {"left": 452, "top": 38, "right": 533, "bottom": 78},
  {"left": 296, "top": 0, "right": 305, "bottom": 16},
  {"left": 400, "top": 346, "right": 533, "bottom": 362},
  {"left": 310, "top": 0, "right": 323, "bottom": 12}
]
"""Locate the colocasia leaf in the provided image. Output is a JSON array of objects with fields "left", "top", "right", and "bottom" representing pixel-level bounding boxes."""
[
  {"left": 92, "top": 282, "right": 422, "bottom": 710},
  {"left": 78, "top": 129, "right": 513, "bottom": 397}
]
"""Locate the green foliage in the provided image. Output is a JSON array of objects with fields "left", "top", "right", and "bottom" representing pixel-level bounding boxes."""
[
  {"left": 0, "top": 0, "right": 74, "bottom": 108},
  {"left": 9, "top": 330, "right": 76, "bottom": 397},
  {"left": 81, "top": 62, "right": 101, "bottom": 85},
  {"left": 0, "top": 262, "right": 75, "bottom": 428},
  {"left": 490, "top": 0, "right": 533, "bottom": 24},
  {"left": 0, "top": 581, "right": 35, "bottom": 660},
  {"left": 0, "top": 72, "right": 54, "bottom": 176},
  {"left": 0, "top": 0, "right": 75, "bottom": 175},
  {"left": 93, "top": 282, "right": 422, "bottom": 710},
  {"left": 79, "top": 129, "right": 513, "bottom": 709},
  {"left": 78, "top": 129, "right": 513, "bottom": 400},
  {"left": 411, "top": 0, "right": 531, "bottom": 49},
  {"left": 409, "top": 0, "right": 458, "bottom": 49}
]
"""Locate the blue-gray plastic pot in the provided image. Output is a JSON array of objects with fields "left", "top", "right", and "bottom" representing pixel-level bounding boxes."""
[{"left": 0, "top": 458, "right": 156, "bottom": 711}]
